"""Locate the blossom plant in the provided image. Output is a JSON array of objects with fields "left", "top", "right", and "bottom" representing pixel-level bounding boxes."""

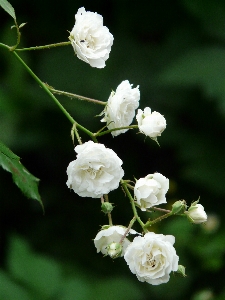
[{"left": 0, "top": 1, "right": 207, "bottom": 286}]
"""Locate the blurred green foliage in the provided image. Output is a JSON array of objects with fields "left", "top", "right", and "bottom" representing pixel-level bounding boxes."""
[{"left": 1, "top": 0, "right": 225, "bottom": 299}]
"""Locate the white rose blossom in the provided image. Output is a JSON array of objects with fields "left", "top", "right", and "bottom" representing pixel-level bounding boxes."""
[
  {"left": 94, "top": 226, "right": 138, "bottom": 257},
  {"left": 186, "top": 203, "right": 207, "bottom": 224},
  {"left": 134, "top": 173, "right": 169, "bottom": 211},
  {"left": 136, "top": 107, "right": 166, "bottom": 139},
  {"left": 101, "top": 80, "right": 140, "bottom": 136},
  {"left": 66, "top": 141, "right": 124, "bottom": 198},
  {"left": 69, "top": 7, "right": 113, "bottom": 68},
  {"left": 124, "top": 232, "right": 179, "bottom": 285}
]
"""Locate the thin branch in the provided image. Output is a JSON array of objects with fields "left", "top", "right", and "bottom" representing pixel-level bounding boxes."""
[
  {"left": 15, "top": 41, "right": 71, "bottom": 51},
  {"left": 47, "top": 86, "right": 106, "bottom": 106},
  {"left": 95, "top": 125, "right": 138, "bottom": 137},
  {"left": 119, "top": 216, "right": 136, "bottom": 244}
]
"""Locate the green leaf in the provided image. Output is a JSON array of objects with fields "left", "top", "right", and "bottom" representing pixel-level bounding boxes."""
[
  {"left": 0, "top": 0, "right": 16, "bottom": 20},
  {"left": 0, "top": 141, "right": 43, "bottom": 210},
  {"left": 0, "top": 270, "right": 31, "bottom": 300},
  {"left": 8, "top": 236, "right": 61, "bottom": 299}
]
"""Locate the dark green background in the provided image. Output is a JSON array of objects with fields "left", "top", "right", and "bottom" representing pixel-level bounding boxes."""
[{"left": 1, "top": 1, "right": 225, "bottom": 299}]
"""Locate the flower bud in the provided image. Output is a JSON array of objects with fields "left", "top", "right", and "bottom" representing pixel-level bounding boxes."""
[
  {"left": 171, "top": 200, "right": 187, "bottom": 215},
  {"left": 101, "top": 202, "right": 114, "bottom": 214},
  {"left": 175, "top": 265, "right": 187, "bottom": 277},
  {"left": 136, "top": 107, "right": 166, "bottom": 140},
  {"left": 186, "top": 202, "right": 207, "bottom": 224},
  {"left": 107, "top": 242, "right": 123, "bottom": 259}
]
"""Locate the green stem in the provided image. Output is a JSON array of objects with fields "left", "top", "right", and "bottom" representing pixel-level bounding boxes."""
[
  {"left": 9, "top": 19, "right": 21, "bottom": 51},
  {"left": 119, "top": 216, "right": 136, "bottom": 244},
  {"left": 126, "top": 183, "right": 135, "bottom": 190},
  {"left": 103, "top": 194, "right": 113, "bottom": 226},
  {"left": 0, "top": 43, "right": 10, "bottom": 51},
  {"left": 11, "top": 51, "right": 97, "bottom": 142},
  {"left": 95, "top": 125, "right": 138, "bottom": 137},
  {"left": 71, "top": 123, "right": 82, "bottom": 145},
  {"left": 144, "top": 211, "right": 173, "bottom": 229},
  {"left": 148, "top": 207, "right": 171, "bottom": 213},
  {"left": 47, "top": 86, "right": 107, "bottom": 106},
  {"left": 121, "top": 180, "right": 146, "bottom": 232},
  {"left": 15, "top": 41, "right": 71, "bottom": 51}
]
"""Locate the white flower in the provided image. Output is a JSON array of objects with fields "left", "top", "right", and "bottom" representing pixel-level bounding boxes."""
[
  {"left": 66, "top": 141, "right": 124, "bottom": 198},
  {"left": 136, "top": 107, "right": 166, "bottom": 139},
  {"left": 94, "top": 225, "right": 138, "bottom": 257},
  {"left": 101, "top": 80, "right": 140, "bottom": 136},
  {"left": 124, "top": 232, "right": 179, "bottom": 285},
  {"left": 69, "top": 7, "right": 113, "bottom": 68},
  {"left": 134, "top": 173, "right": 169, "bottom": 211},
  {"left": 186, "top": 203, "right": 207, "bottom": 224}
]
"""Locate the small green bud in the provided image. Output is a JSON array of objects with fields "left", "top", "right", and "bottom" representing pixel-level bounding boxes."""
[
  {"left": 171, "top": 200, "right": 187, "bottom": 215},
  {"left": 107, "top": 242, "right": 122, "bottom": 259},
  {"left": 101, "top": 202, "right": 114, "bottom": 214},
  {"left": 175, "top": 265, "right": 187, "bottom": 277}
]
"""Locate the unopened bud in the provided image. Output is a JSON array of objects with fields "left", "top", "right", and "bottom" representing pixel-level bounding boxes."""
[
  {"left": 171, "top": 200, "right": 187, "bottom": 215},
  {"left": 101, "top": 202, "right": 114, "bottom": 214},
  {"left": 186, "top": 202, "right": 207, "bottom": 224},
  {"left": 176, "top": 265, "right": 187, "bottom": 277},
  {"left": 107, "top": 242, "right": 122, "bottom": 259}
]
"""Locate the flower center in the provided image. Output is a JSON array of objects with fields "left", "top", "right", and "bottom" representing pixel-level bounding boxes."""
[
  {"left": 80, "top": 34, "right": 95, "bottom": 49},
  {"left": 146, "top": 253, "right": 156, "bottom": 268},
  {"left": 85, "top": 165, "right": 103, "bottom": 179}
]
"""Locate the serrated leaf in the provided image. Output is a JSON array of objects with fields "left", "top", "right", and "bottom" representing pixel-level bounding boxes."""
[
  {"left": 0, "top": 141, "right": 43, "bottom": 210},
  {"left": 0, "top": 0, "right": 16, "bottom": 19}
]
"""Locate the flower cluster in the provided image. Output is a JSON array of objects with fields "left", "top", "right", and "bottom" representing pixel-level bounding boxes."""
[
  {"left": 94, "top": 227, "right": 178, "bottom": 285},
  {"left": 0, "top": 0, "right": 210, "bottom": 291},
  {"left": 65, "top": 7, "right": 208, "bottom": 287}
]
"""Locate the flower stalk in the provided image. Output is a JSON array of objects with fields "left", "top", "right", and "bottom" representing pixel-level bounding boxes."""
[
  {"left": 15, "top": 41, "right": 71, "bottom": 51},
  {"left": 47, "top": 85, "right": 106, "bottom": 106},
  {"left": 103, "top": 194, "right": 113, "bottom": 226},
  {"left": 119, "top": 216, "right": 136, "bottom": 245},
  {"left": 4, "top": 51, "right": 98, "bottom": 143},
  {"left": 121, "top": 180, "right": 146, "bottom": 232},
  {"left": 9, "top": 20, "right": 21, "bottom": 51},
  {"left": 144, "top": 211, "right": 173, "bottom": 229},
  {"left": 95, "top": 125, "right": 138, "bottom": 137}
]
